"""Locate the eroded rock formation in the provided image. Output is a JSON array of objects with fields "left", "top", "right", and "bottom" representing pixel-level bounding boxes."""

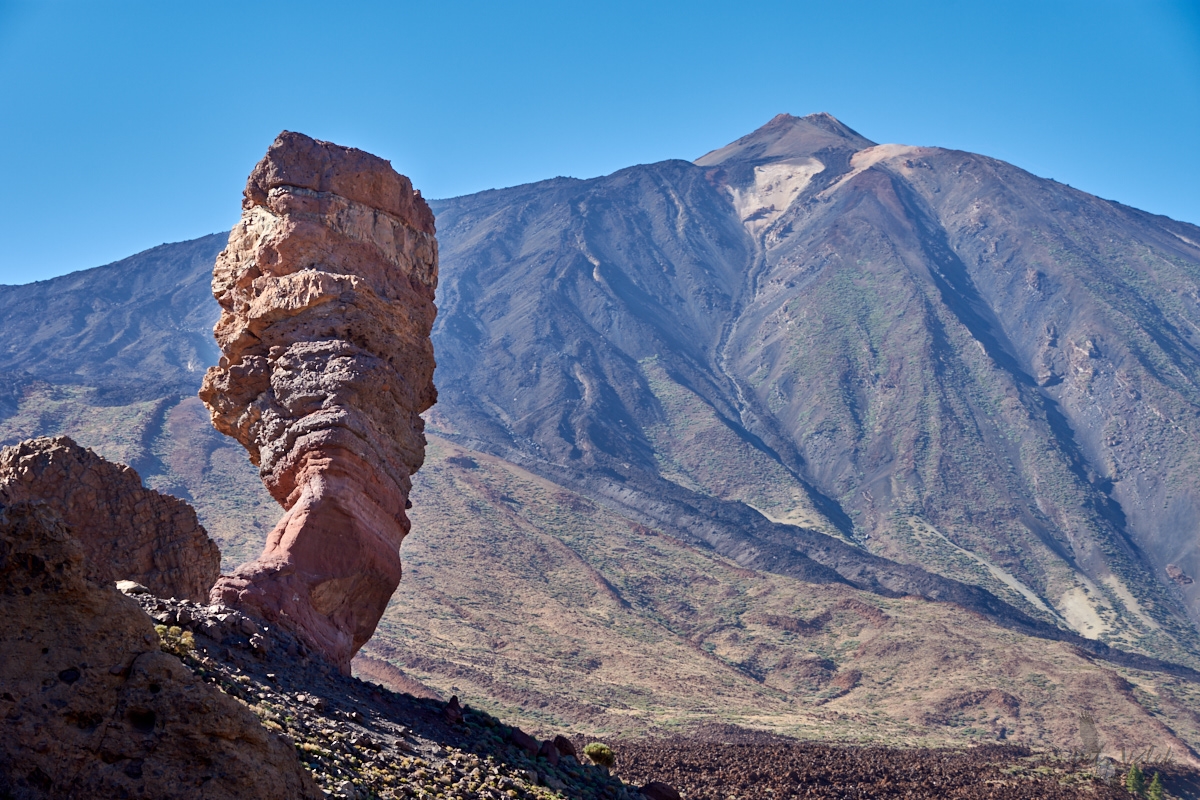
[
  {"left": 0, "top": 501, "right": 321, "bottom": 799},
  {"left": 0, "top": 436, "right": 220, "bottom": 602},
  {"left": 200, "top": 131, "right": 438, "bottom": 672}
]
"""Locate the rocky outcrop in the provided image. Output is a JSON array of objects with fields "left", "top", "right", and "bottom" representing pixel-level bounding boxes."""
[
  {"left": 0, "top": 436, "right": 220, "bottom": 602},
  {"left": 0, "top": 501, "right": 321, "bottom": 799},
  {"left": 200, "top": 131, "right": 438, "bottom": 673}
]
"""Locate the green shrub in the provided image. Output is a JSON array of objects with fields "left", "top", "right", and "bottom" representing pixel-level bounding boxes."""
[
  {"left": 583, "top": 742, "right": 615, "bottom": 767},
  {"left": 154, "top": 624, "right": 195, "bottom": 658}
]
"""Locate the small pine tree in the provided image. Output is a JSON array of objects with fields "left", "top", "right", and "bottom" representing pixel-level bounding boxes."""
[
  {"left": 1147, "top": 771, "right": 1164, "bottom": 800},
  {"left": 1125, "top": 762, "right": 1145, "bottom": 796}
]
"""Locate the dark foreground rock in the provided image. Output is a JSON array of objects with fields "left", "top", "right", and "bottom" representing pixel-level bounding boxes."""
[
  {"left": 115, "top": 578, "right": 1200, "bottom": 800},
  {"left": 0, "top": 502, "right": 320, "bottom": 800}
]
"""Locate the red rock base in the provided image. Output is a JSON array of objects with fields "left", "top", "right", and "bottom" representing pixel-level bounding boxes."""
[{"left": 211, "top": 448, "right": 408, "bottom": 673}]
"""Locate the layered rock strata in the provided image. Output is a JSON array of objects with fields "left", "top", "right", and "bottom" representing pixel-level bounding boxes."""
[
  {"left": 200, "top": 131, "right": 438, "bottom": 673},
  {"left": 0, "top": 501, "right": 321, "bottom": 799},
  {"left": 0, "top": 436, "right": 220, "bottom": 602}
]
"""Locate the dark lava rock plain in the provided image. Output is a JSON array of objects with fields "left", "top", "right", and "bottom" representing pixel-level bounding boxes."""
[{"left": 610, "top": 732, "right": 1199, "bottom": 799}]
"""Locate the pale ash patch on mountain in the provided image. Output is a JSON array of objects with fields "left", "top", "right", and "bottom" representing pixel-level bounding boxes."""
[
  {"left": 905, "top": 516, "right": 1063, "bottom": 623},
  {"left": 728, "top": 158, "right": 825, "bottom": 234},
  {"left": 1058, "top": 581, "right": 1114, "bottom": 639},
  {"left": 574, "top": 233, "right": 603, "bottom": 282},
  {"left": 1172, "top": 231, "right": 1200, "bottom": 250},
  {"left": 1102, "top": 573, "right": 1163, "bottom": 632},
  {"left": 816, "top": 143, "right": 926, "bottom": 199}
]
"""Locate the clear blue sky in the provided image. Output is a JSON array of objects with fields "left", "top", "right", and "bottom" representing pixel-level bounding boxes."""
[{"left": 0, "top": 0, "right": 1197, "bottom": 285}]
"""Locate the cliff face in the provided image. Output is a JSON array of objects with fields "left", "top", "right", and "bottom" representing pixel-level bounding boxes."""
[
  {"left": 0, "top": 436, "right": 220, "bottom": 602},
  {"left": 200, "top": 131, "right": 438, "bottom": 672}
]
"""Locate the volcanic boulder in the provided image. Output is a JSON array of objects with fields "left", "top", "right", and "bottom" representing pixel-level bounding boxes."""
[
  {"left": 200, "top": 131, "right": 438, "bottom": 673},
  {"left": 0, "top": 436, "right": 220, "bottom": 602},
  {"left": 0, "top": 501, "right": 321, "bottom": 800}
]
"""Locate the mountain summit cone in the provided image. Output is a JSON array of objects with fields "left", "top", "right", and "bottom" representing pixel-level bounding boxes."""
[{"left": 695, "top": 112, "right": 875, "bottom": 166}]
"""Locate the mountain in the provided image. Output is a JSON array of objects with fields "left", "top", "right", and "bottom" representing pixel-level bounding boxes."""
[
  {"left": 3, "top": 115, "right": 1200, "bottom": 753},
  {"left": 427, "top": 112, "right": 1200, "bottom": 665},
  {"left": 0, "top": 233, "right": 226, "bottom": 401},
  {"left": 0, "top": 234, "right": 275, "bottom": 564}
]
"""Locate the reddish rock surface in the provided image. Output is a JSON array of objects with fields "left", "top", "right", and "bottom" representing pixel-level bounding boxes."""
[
  {"left": 509, "top": 728, "right": 540, "bottom": 756},
  {"left": 0, "top": 501, "right": 321, "bottom": 799},
  {"left": 200, "top": 131, "right": 438, "bottom": 673},
  {"left": 552, "top": 734, "right": 577, "bottom": 758},
  {"left": 0, "top": 436, "right": 220, "bottom": 602}
]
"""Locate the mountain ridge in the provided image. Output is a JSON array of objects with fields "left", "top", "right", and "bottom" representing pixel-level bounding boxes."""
[{"left": 0, "top": 232, "right": 226, "bottom": 401}]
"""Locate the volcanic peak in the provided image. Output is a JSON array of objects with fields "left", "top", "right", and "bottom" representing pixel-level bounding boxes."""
[{"left": 694, "top": 111, "right": 877, "bottom": 167}]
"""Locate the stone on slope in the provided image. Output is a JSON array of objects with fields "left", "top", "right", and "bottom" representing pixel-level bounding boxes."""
[
  {"left": 639, "top": 781, "right": 682, "bottom": 800},
  {"left": 0, "top": 501, "right": 321, "bottom": 800},
  {"left": 201, "top": 131, "right": 438, "bottom": 673},
  {"left": 0, "top": 436, "right": 220, "bottom": 602}
]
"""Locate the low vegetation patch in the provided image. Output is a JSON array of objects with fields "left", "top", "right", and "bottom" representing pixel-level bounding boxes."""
[{"left": 584, "top": 742, "right": 615, "bottom": 767}]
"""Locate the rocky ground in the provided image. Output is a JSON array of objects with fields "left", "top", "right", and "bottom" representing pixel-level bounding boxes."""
[
  {"left": 128, "top": 586, "right": 1200, "bottom": 800},
  {"left": 125, "top": 586, "right": 650, "bottom": 800},
  {"left": 609, "top": 732, "right": 1199, "bottom": 800}
]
